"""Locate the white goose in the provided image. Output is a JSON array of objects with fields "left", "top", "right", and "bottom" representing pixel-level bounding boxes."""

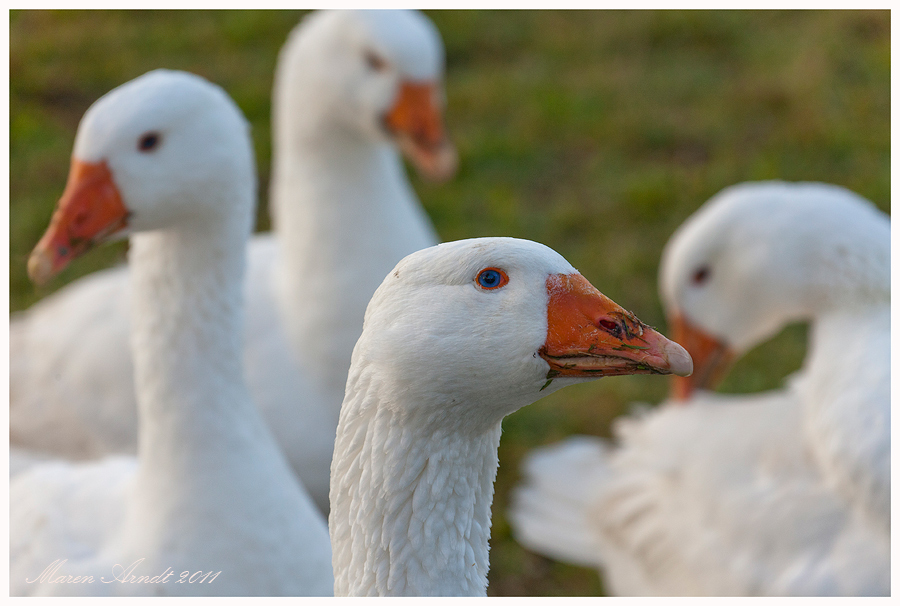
[
  {"left": 327, "top": 237, "right": 692, "bottom": 596},
  {"left": 10, "top": 70, "right": 332, "bottom": 596},
  {"left": 10, "top": 10, "right": 452, "bottom": 513},
  {"left": 509, "top": 181, "right": 890, "bottom": 596}
]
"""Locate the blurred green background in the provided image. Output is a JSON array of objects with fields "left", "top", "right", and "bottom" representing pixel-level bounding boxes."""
[{"left": 9, "top": 9, "right": 890, "bottom": 596}]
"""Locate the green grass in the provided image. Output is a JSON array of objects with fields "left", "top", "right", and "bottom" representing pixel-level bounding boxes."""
[{"left": 9, "top": 9, "right": 890, "bottom": 596}]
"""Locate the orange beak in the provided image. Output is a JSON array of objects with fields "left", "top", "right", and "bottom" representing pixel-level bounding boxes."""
[
  {"left": 383, "top": 81, "right": 457, "bottom": 182},
  {"left": 27, "top": 159, "right": 129, "bottom": 286},
  {"left": 539, "top": 274, "right": 693, "bottom": 380},
  {"left": 667, "top": 312, "right": 736, "bottom": 402}
]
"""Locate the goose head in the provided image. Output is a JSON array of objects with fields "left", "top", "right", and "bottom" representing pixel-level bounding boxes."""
[
  {"left": 659, "top": 181, "right": 890, "bottom": 400},
  {"left": 353, "top": 237, "right": 692, "bottom": 427},
  {"left": 276, "top": 9, "right": 456, "bottom": 181},
  {"left": 333, "top": 237, "right": 691, "bottom": 595},
  {"left": 27, "top": 69, "right": 255, "bottom": 285}
]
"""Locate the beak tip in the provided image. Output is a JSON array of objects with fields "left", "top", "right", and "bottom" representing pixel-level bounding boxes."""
[
  {"left": 418, "top": 141, "right": 458, "bottom": 183},
  {"left": 27, "top": 247, "right": 55, "bottom": 286},
  {"left": 664, "top": 340, "right": 694, "bottom": 377}
]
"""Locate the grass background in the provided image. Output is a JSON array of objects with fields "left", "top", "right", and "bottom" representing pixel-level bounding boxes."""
[{"left": 9, "top": 9, "right": 890, "bottom": 596}]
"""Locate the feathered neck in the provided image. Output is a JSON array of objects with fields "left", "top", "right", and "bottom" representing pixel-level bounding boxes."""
[
  {"left": 128, "top": 210, "right": 255, "bottom": 463},
  {"left": 329, "top": 363, "right": 502, "bottom": 596},
  {"left": 799, "top": 304, "right": 890, "bottom": 531},
  {"left": 120, "top": 203, "right": 310, "bottom": 561},
  {"left": 269, "top": 73, "right": 438, "bottom": 403}
]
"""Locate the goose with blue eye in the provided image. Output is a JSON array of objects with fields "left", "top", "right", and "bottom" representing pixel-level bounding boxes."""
[
  {"left": 509, "top": 181, "right": 889, "bottom": 596},
  {"left": 328, "top": 236, "right": 691, "bottom": 596},
  {"left": 12, "top": 69, "right": 333, "bottom": 596},
  {"left": 11, "top": 9, "right": 453, "bottom": 514}
]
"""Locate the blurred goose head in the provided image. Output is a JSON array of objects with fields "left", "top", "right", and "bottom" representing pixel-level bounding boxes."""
[
  {"left": 659, "top": 181, "right": 890, "bottom": 399},
  {"left": 27, "top": 69, "right": 255, "bottom": 284},
  {"left": 274, "top": 9, "right": 456, "bottom": 181}
]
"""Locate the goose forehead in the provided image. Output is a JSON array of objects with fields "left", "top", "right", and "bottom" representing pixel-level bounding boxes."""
[
  {"left": 349, "top": 9, "right": 443, "bottom": 79},
  {"left": 397, "top": 237, "right": 578, "bottom": 284},
  {"left": 73, "top": 70, "right": 236, "bottom": 160},
  {"left": 664, "top": 181, "right": 882, "bottom": 274},
  {"left": 687, "top": 181, "right": 880, "bottom": 240}
]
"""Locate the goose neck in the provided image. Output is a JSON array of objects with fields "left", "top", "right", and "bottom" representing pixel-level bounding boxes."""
[
  {"left": 268, "top": 123, "right": 437, "bottom": 400},
  {"left": 127, "top": 212, "right": 256, "bottom": 468},
  {"left": 800, "top": 305, "right": 890, "bottom": 529},
  {"left": 330, "top": 377, "right": 502, "bottom": 596},
  {"left": 271, "top": 125, "right": 411, "bottom": 236}
]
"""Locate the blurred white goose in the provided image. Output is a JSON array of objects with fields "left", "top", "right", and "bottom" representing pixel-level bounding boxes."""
[
  {"left": 10, "top": 70, "right": 332, "bottom": 596},
  {"left": 509, "top": 181, "right": 890, "bottom": 596},
  {"left": 327, "top": 237, "right": 692, "bottom": 596},
  {"left": 9, "top": 10, "right": 453, "bottom": 512}
]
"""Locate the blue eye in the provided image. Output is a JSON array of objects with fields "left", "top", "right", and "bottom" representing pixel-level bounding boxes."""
[{"left": 476, "top": 267, "right": 509, "bottom": 290}]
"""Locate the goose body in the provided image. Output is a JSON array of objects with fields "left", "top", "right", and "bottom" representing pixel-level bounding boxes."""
[
  {"left": 10, "top": 70, "right": 332, "bottom": 596},
  {"left": 9, "top": 10, "right": 453, "bottom": 513},
  {"left": 509, "top": 181, "right": 890, "bottom": 596},
  {"left": 327, "top": 237, "right": 692, "bottom": 596}
]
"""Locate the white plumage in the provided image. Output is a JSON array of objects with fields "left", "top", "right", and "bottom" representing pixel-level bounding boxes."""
[
  {"left": 509, "top": 181, "right": 890, "bottom": 596},
  {"left": 10, "top": 70, "right": 332, "bottom": 596},
  {"left": 9, "top": 10, "right": 451, "bottom": 513},
  {"left": 328, "top": 237, "right": 691, "bottom": 596}
]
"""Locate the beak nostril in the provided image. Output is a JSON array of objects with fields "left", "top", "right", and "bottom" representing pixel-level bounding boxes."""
[{"left": 597, "top": 318, "right": 620, "bottom": 334}]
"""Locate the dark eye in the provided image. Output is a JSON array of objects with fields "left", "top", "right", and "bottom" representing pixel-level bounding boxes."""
[
  {"left": 365, "top": 50, "right": 388, "bottom": 72},
  {"left": 692, "top": 265, "right": 711, "bottom": 286},
  {"left": 476, "top": 267, "right": 509, "bottom": 290},
  {"left": 138, "top": 132, "right": 161, "bottom": 152}
]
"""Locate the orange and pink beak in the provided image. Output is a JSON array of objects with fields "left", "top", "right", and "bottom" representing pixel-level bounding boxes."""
[
  {"left": 539, "top": 274, "right": 693, "bottom": 380},
  {"left": 667, "top": 313, "right": 736, "bottom": 401},
  {"left": 383, "top": 81, "right": 457, "bottom": 182},
  {"left": 27, "top": 158, "right": 129, "bottom": 286}
]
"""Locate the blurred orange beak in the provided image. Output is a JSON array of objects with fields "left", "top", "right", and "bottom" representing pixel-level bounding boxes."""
[
  {"left": 383, "top": 81, "right": 457, "bottom": 182},
  {"left": 27, "top": 159, "right": 129, "bottom": 286},
  {"left": 667, "top": 312, "right": 736, "bottom": 401},
  {"left": 539, "top": 274, "right": 693, "bottom": 380}
]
